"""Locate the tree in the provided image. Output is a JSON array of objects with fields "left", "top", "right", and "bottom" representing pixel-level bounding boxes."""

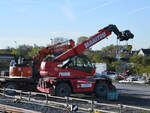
[
  {"left": 77, "top": 36, "right": 88, "bottom": 44},
  {"left": 101, "top": 44, "right": 116, "bottom": 57},
  {"left": 130, "top": 55, "right": 143, "bottom": 65},
  {"left": 15, "top": 45, "right": 33, "bottom": 58},
  {"left": 0, "top": 48, "right": 12, "bottom": 54},
  {"left": 129, "top": 55, "right": 150, "bottom": 75},
  {"left": 28, "top": 47, "right": 40, "bottom": 58},
  {"left": 92, "top": 53, "right": 103, "bottom": 63}
]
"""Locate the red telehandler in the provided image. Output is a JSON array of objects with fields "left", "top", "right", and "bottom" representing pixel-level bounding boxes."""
[
  {"left": 0, "top": 40, "right": 75, "bottom": 95},
  {"left": 38, "top": 24, "right": 134, "bottom": 98}
]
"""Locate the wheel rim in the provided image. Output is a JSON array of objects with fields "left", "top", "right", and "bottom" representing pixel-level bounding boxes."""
[
  {"left": 56, "top": 83, "right": 71, "bottom": 97},
  {"left": 60, "top": 88, "right": 68, "bottom": 96},
  {"left": 99, "top": 85, "right": 106, "bottom": 92},
  {"left": 96, "top": 83, "right": 108, "bottom": 97}
]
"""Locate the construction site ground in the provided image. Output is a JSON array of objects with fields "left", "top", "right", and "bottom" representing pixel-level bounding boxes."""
[
  {"left": 0, "top": 82, "right": 150, "bottom": 113},
  {"left": 114, "top": 82, "right": 150, "bottom": 108},
  {"left": 71, "top": 82, "right": 150, "bottom": 107}
]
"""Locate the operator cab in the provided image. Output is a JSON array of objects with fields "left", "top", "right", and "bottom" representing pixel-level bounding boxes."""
[{"left": 62, "top": 55, "right": 94, "bottom": 73}]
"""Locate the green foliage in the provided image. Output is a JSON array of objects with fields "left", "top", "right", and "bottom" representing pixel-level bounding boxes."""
[
  {"left": 28, "top": 46, "right": 40, "bottom": 57},
  {"left": 11, "top": 49, "right": 17, "bottom": 55},
  {"left": 0, "top": 44, "right": 41, "bottom": 69},
  {"left": 101, "top": 44, "right": 116, "bottom": 57},
  {"left": 77, "top": 36, "right": 88, "bottom": 44},
  {"left": 1, "top": 37, "right": 150, "bottom": 76},
  {"left": 0, "top": 61, "right": 9, "bottom": 69},
  {"left": 129, "top": 55, "right": 150, "bottom": 75},
  {"left": 143, "top": 56, "right": 150, "bottom": 66},
  {"left": 92, "top": 53, "right": 103, "bottom": 63},
  {"left": 130, "top": 55, "right": 143, "bottom": 64},
  {"left": 15, "top": 45, "right": 33, "bottom": 58},
  {"left": 85, "top": 44, "right": 150, "bottom": 76},
  {"left": 0, "top": 48, "right": 12, "bottom": 54}
]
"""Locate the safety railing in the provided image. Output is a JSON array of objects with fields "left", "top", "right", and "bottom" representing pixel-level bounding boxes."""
[{"left": 0, "top": 87, "right": 150, "bottom": 113}]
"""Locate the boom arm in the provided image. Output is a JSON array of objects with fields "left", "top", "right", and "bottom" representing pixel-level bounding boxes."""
[
  {"left": 33, "top": 39, "right": 75, "bottom": 69},
  {"left": 54, "top": 25, "right": 134, "bottom": 62}
]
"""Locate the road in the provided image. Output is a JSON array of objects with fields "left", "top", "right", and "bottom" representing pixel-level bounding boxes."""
[
  {"left": 71, "top": 82, "right": 150, "bottom": 108},
  {"left": 70, "top": 82, "right": 150, "bottom": 112},
  {"left": 113, "top": 82, "right": 150, "bottom": 108}
]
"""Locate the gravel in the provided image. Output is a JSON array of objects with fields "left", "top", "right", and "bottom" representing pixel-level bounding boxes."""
[
  {"left": 0, "top": 96, "right": 66, "bottom": 113},
  {"left": 0, "top": 94, "right": 87, "bottom": 113}
]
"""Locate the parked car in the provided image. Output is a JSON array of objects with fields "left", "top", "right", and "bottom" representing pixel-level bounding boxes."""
[
  {"left": 106, "top": 72, "right": 118, "bottom": 80},
  {"left": 126, "top": 75, "right": 138, "bottom": 81},
  {"left": 95, "top": 71, "right": 126, "bottom": 80}
]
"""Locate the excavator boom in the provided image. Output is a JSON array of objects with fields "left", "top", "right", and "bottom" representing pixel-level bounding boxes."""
[{"left": 33, "top": 39, "right": 75, "bottom": 70}]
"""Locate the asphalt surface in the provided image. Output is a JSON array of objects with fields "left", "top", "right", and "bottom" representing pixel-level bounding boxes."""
[
  {"left": 113, "top": 82, "right": 150, "bottom": 108},
  {"left": 69, "top": 82, "right": 150, "bottom": 113}
]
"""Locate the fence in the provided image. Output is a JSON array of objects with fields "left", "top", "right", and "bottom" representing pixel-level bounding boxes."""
[
  {"left": 0, "top": 103, "right": 40, "bottom": 113},
  {"left": 0, "top": 88, "right": 150, "bottom": 113}
]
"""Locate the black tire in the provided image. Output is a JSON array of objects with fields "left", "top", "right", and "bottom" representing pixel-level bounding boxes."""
[
  {"left": 94, "top": 82, "right": 108, "bottom": 98},
  {"left": 4, "top": 82, "right": 17, "bottom": 96},
  {"left": 56, "top": 83, "right": 71, "bottom": 97}
]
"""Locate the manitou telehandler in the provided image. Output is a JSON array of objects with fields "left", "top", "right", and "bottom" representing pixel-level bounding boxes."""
[{"left": 38, "top": 24, "right": 134, "bottom": 98}]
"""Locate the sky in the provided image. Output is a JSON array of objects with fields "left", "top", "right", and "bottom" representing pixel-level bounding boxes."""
[{"left": 0, "top": 0, "right": 150, "bottom": 50}]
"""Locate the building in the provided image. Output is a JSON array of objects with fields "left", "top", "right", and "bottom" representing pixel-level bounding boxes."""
[
  {"left": 95, "top": 63, "right": 107, "bottom": 74},
  {"left": 0, "top": 54, "right": 15, "bottom": 60},
  {"left": 138, "top": 49, "right": 150, "bottom": 56}
]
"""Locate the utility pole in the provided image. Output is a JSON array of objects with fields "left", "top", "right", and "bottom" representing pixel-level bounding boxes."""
[
  {"left": 116, "top": 39, "right": 120, "bottom": 60},
  {"left": 50, "top": 38, "right": 53, "bottom": 45},
  {"left": 14, "top": 41, "right": 17, "bottom": 49}
]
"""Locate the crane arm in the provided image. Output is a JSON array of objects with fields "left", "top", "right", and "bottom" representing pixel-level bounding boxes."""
[
  {"left": 54, "top": 25, "right": 134, "bottom": 62},
  {"left": 33, "top": 39, "right": 75, "bottom": 69}
]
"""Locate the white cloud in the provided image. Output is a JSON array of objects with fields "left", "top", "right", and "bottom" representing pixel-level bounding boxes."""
[
  {"left": 128, "top": 6, "right": 150, "bottom": 15},
  {"left": 49, "top": 32, "right": 80, "bottom": 36},
  {"left": 84, "top": 0, "right": 118, "bottom": 14}
]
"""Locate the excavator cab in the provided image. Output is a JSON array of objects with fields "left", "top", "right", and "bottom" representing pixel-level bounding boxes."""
[{"left": 9, "top": 57, "right": 33, "bottom": 78}]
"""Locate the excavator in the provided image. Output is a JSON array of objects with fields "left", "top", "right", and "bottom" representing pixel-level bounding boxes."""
[
  {"left": 38, "top": 24, "right": 134, "bottom": 98},
  {"left": 0, "top": 40, "right": 75, "bottom": 94},
  {"left": 9, "top": 39, "right": 75, "bottom": 79}
]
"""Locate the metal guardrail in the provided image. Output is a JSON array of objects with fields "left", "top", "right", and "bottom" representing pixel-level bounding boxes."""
[
  {"left": 0, "top": 103, "right": 40, "bottom": 113},
  {"left": 0, "top": 87, "right": 150, "bottom": 113}
]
